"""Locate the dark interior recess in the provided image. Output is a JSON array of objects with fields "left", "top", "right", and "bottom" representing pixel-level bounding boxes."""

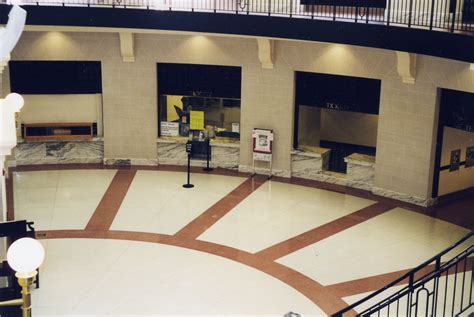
[
  {"left": 300, "top": 0, "right": 387, "bottom": 7},
  {"left": 320, "top": 140, "right": 376, "bottom": 173},
  {"left": 157, "top": 63, "right": 242, "bottom": 99},
  {"left": 9, "top": 61, "right": 102, "bottom": 94},
  {"left": 295, "top": 71, "right": 381, "bottom": 115},
  {"left": 21, "top": 123, "right": 97, "bottom": 138},
  {"left": 441, "top": 89, "right": 474, "bottom": 133},
  {"left": 463, "top": 0, "right": 474, "bottom": 23}
]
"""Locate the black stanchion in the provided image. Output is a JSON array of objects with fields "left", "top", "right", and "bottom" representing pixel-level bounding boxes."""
[
  {"left": 203, "top": 138, "right": 213, "bottom": 172},
  {"left": 183, "top": 142, "right": 194, "bottom": 188}
]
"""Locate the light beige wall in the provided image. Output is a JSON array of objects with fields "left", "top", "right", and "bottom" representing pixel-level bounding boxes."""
[
  {"left": 8, "top": 32, "right": 290, "bottom": 167},
  {"left": 320, "top": 109, "right": 378, "bottom": 147},
  {"left": 7, "top": 30, "right": 474, "bottom": 201},
  {"left": 20, "top": 94, "right": 102, "bottom": 125},
  {"left": 438, "top": 127, "right": 474, "bottom": 196},
  {"left": 298, "top": 105, "right": 321, "bottom": 147}
]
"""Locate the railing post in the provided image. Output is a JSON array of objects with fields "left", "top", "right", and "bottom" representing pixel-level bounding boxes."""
[
  {"left": 290, "top": 0, "right": 293, "bottom": 17},
  {"left": 450, "top": 0, "right": 457, "bottom": 31},
  {"left": 386, "top": 0, "right": 391, "bottom": 25},
  {"left": 429, "top": 0, "right": 436, "bottom": 29},
  {"left": 408, "top": 0, "right": 414, "bottom": 27},
  {"left": 268, "top": 0, "right": 271, "bottom": 16}
]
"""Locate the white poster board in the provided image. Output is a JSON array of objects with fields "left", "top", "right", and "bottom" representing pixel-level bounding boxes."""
[
  {"left": 252, "top": 128, "right": 274, "bottom": 175},
  {"left": 252, "top": 129, "right": 273, "bottom": 154},
  {"left": 161, "top": 121, "right": 180, "bottom": 136}
]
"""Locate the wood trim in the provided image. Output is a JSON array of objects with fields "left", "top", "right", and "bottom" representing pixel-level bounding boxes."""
[
  {"left": 23, "top": 122, "right": 94, "bottom": 127},
  {"left": 23, "top": 122, "right": 94, "bottom": 142},
  {"left": 23, "top": 135, "right": 94, "bottom": 141}
]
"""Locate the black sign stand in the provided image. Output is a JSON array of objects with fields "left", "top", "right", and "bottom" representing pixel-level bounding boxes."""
[
  {"left": 183, "top": 142, "right": 194, "bottom": 188},
  {"left": 203, "top": 138, "right": 213, "bottom": 172}
]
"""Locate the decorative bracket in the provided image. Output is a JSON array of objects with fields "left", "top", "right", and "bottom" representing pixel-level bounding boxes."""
[
  {"left": 256, "top": 38, "right": 274, "bottom": 69},
  {"left": 396, "top": 51, "right": 417, "bottom": 84},
  {"left": 119, "top": 32, "right": 135, "bottom": 62}
]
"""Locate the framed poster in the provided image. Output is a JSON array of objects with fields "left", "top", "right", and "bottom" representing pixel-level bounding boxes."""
[
  {"left": 252, "top": 129, "right": 273, "bottom": 154},
  {"left": 466, "top": 146, "right": 474, "bottom": 168},
  {"left": 190, "top": 111, "right": 204, "bottom": 130},
  {"left": 449, "top": 149, "right": 461, "bottom": 171}
]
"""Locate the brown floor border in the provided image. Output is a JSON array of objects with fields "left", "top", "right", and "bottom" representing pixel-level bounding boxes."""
[
  {"left": 37, "top": 229, "right": 354, "bottom": 316},
  {"left": 326, "top": 257, "right": 474, "bottom": 298},
  {"left": 256, "top": 202, "right": 394, "bottom": 261},
  {"left": 175, "top": 175, "right": 268, "bottom": 239},
  {"left": 85, "top": 170, "right": 137, "bottom": 231},
  {"left": 5, "top": 173, "right": 14, "bottom": 221}
]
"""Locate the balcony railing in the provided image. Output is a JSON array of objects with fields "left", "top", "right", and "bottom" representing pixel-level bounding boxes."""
[
  {"left": 332, "top": 230, "right": 474, "bottom": 317},
  {"left": 2, "top": 0, "right": 474, "bottom": 34}
]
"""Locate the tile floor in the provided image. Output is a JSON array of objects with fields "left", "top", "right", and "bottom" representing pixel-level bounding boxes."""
[{"left": 7, "top": 167, "right": 474, "bottom": 316}]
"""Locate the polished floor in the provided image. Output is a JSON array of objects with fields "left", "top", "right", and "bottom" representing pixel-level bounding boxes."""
[{"left": 8, "top": 166, "right": 474, "bottom": 316}]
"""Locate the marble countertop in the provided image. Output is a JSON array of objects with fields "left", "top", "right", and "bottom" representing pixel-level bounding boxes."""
[
  {"left": 291, "top": 145, "right": 331, "bottom": 158},
  {"left": 344, "top": 153, "right": 376, "bottom": 166},
  {"left": 157, "top": 137, "right": 240, "bottom": 148}
]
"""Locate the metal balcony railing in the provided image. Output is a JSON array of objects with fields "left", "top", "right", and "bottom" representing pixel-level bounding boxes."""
[
  {"left": 2, "top": 0, "right": 473, "bottom": 34},
  {"left": 332, "top": 230, "right": 474, "bottom": 317}
]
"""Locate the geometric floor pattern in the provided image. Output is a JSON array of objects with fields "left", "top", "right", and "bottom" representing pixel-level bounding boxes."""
[{"left": 8, "top": 165, "right": 473, "bottom": 316}]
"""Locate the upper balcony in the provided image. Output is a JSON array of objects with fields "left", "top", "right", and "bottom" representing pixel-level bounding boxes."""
[{"left": 0, "top": 0, "right": 473, "bottom": 62}]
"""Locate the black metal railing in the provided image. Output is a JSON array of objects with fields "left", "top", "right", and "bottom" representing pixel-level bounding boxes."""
[
  {"left": 4, "top": 0, "right": 473, "bottom": 34},
  {"left": 332, "top": 230, "right": 474, "bottom": 317}
]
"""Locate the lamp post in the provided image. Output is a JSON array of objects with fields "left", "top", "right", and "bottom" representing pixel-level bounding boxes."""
[
  {"left": 0, "top": 237, "right": 45, "bottom": 317},
  {"left": 0, "top": 93, "right": 24, "bottom": 222}
]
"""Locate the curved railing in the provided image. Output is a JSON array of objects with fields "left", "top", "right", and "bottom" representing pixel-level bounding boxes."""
[
  {"left": 332, "top": 230, "right": 474, "bottom": 317},
  {"left": 4, "top": 0, "right": 473, "bottom": 34}
]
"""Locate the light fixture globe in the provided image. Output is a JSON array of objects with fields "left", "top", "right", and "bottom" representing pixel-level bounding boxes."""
[
  {"left": 5, "top": 92, "right": 24, "bottom": 111},
  {"left": 7, "top": 238, "right": 45, "bottom": 277}
]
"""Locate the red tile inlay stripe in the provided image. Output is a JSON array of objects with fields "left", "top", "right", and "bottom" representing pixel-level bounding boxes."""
[
  {"left": 256, "top": 202, "right": 394, "bottom": 261},
  {"left": 85, "top": 170, "right": 137, "bottom": 231},
  {"left": 174, "top": 175, "right": 268, "bottom": 239},
  {"left": 37, "top": 229, "right": 353, "bottom": 315},
  {"left": 5, "top": 173, "right": 14, "bottom": 221},
  {"left": 326, "top": 257, "right": 474, "bottom": 298}
]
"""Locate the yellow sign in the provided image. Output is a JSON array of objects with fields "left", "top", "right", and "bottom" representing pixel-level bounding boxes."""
[{"left": 190, "top": 111, "right": 204, "bottom": 130}]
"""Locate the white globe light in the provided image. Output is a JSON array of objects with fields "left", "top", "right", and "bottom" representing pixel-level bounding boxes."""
[
  {"left": 5, "top": 93, "right": 24, "bottom": 111},
  {"left": 7, "top": 238, "right": 45, "bottom": 275}
]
